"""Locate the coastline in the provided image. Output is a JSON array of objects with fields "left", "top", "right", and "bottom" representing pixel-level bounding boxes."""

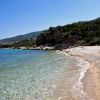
[
  {"left": 63, "top": 46, "right": 100, "bottom": 100},
  {"left": 1, "top": 46, "right": 100, "bottom": 99}
]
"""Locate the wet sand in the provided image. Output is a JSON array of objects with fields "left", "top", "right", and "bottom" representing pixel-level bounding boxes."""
[{"left": 64, "top": 46, "right": 100, "bottom": 100}]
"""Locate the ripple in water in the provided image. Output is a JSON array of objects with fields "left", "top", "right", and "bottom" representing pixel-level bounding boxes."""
[{"left": 0, "top": 49, "right": 93, "bottom": 100}]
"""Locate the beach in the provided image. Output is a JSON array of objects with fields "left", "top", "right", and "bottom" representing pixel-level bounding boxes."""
[
  {"left": 0, "top": 47, "right": 100, "bottom": 100},
  {"left": 0, "top": 49, "right": 82, "bottom": 100},
  {"left": 64, "top": 46, "right": 100, "bottom": 100}
]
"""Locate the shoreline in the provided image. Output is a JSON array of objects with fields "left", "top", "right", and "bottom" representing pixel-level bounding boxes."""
[
  {"left": 63, "top": 46, "right": 100, "bottom": 100},
  {"left": 1, "top": 46, "right": 100, "bottom": 99}
]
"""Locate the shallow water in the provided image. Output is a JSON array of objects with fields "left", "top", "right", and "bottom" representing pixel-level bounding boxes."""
[{"left": 0, "top": 49, "right": 93, "bottom": 100}]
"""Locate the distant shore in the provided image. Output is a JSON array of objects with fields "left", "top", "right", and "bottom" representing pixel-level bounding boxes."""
[
  {"left": 0, "top": 46, "right": 55, "bottom": 50},
  {"left": 63, "top": 46, "right": 100, "bottom": 100},
  {"left": 17, "top": 46, "right": 55, "bottom": 50}
]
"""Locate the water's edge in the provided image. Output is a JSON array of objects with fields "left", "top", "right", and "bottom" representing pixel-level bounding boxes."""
[{"left": 0, "top": 49, "right": 94, "bottom": 100}]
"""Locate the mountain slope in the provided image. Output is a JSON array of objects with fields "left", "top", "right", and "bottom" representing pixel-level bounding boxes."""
[
  {"left": 36, "top": 18, "right": 100, "bottom": 48},
  {"left": 0, "top": 31, "right": 41, "bottom": 44}
]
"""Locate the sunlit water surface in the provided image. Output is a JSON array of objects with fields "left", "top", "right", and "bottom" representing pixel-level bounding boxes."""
[{"left": 0, "top": 49, "right": 93, "bottom": 100}]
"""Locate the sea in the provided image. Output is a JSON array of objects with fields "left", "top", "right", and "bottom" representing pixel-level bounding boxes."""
[{"left": 0, "top": 49, "right": 93, "bottom": 100}]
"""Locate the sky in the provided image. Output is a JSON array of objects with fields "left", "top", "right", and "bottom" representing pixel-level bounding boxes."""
[{"left": 0, "top": 0, "right": 100, "bottom": 39}]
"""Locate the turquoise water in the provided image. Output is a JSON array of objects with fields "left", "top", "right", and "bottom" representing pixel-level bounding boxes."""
[{"left": 0, "top": 49, "right": 73, "bottom": 100}]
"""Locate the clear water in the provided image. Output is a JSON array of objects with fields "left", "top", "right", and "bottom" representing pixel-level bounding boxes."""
[
  {"left": 0, "top": 49, "right": 71, "bottom": 100},
  {"left": 0, "top": 49, "right": 93, "bottom": 100}
]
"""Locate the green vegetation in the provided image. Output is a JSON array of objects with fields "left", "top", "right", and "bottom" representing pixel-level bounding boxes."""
[
  {"left": 11, "top": 38, "right": 36, "bottom": 48},
  {"left": 0, "top": 44, "right": 10, "bottom": 48},
  {"left": 36, "top": 18, "right": 100, "bottom": 48},
  {"left": 0, "top": 31, "right": 41, "bottom": 44},
  {"left": 1, "top": 18, "right": 100, "bottom": 49}
]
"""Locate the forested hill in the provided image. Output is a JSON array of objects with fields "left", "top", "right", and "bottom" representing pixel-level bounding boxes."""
[
  {"left": 1, "top": 18, "right": 100, "bottom": 49},
  {"left": 36, "top": 18, "right": 100, "bottom": 48},
  {"left": 0, "top": 31, "right": 41, "bottom": 44}
]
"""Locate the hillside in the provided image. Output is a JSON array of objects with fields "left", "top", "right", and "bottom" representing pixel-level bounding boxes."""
[
  {"left": 1, "top": 18, "right": 100, "bottom": 49},
  {"left": 0, "top": 31, "right": 41, "bottom": 44},
  {"left": 11, "top": 38, "right": 36, "bottom": 49},
  {"left": 36, "top": 18, "right": 100, "bottom": 49}
]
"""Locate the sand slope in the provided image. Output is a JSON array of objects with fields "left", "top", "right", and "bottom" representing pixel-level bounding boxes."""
[{"left": 64, "top": 46, "right": 100, "bottom": 100}]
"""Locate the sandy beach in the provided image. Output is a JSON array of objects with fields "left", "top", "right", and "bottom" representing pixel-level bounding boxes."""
[
  {"left": 0, "top": 47, "right": 100, "bottom": 100},
  {"left": 64, "top": 46, "right": 100, "bottom": 100}
]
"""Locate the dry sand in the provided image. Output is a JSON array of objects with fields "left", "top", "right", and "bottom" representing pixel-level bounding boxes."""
[{"left": 64, "top": 46, "right": 100, "bottom": 100}]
